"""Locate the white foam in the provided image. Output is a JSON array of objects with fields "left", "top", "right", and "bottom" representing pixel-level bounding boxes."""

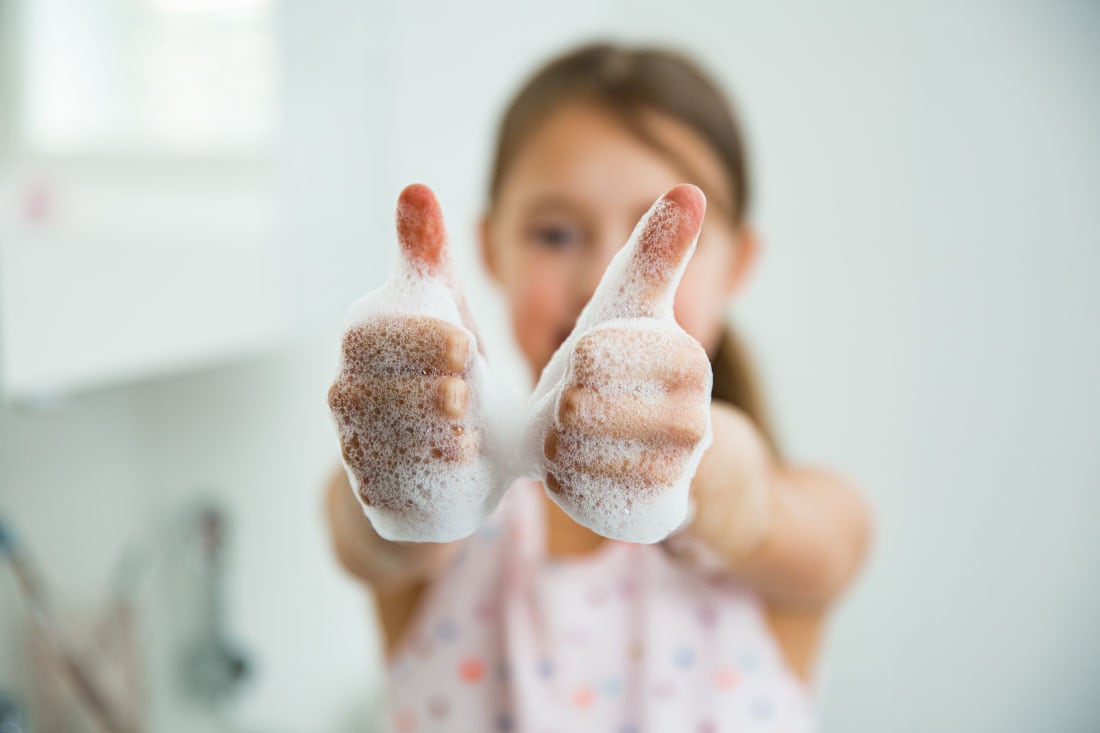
[
  {"left": 523, "top": 196, "right": 714, "bottom": 544},
  {"left": 329, "top": 189, "right": 711, "bottom": 545},
  {"left": 329, "top": 255, "right": 515, "bottom": 543}
]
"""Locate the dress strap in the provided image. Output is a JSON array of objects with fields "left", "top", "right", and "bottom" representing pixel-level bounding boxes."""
[{"left": 504, "top": 478, "right": 548, "bottom": 564}]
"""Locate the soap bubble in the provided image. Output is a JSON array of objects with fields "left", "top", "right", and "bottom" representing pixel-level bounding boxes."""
[
  {"left": 329, "top": 183, "right": 712, "bottom": 545},
  {"left": 328, "top": 184, "right": 513, "bottom": 542},
  {"left": 525, "top": 185, "right": 714, "bottom": 543}
]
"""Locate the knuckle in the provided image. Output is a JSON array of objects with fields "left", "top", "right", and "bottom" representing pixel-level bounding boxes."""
[
  {"left": 687, "top": 413, "right": 708, "bottom": 443},
  {"left": 676, "top": 407, "right": 709, "bottom": 444},
  {"left": 543, "top": 428, "right": 560, "bottom": 462},
  {"left": 342, "top": 437, "right": 394, "bottom": 481},
  {"left": 327, "top": 381, "right": 362, "bottom": 414},
  {"left": 340, "top": 323, "right": 373, "bottom": 355},
  {"left": 689, "top": 350, "right": 711, "bottom": 379},
  {"left": 669, "top": 356, "right": 711, "bottom": 390},
  {"left": 544, "top": 473, "right": 577, "bottom": 500},
  {"left": 339, "top": 431, "right": 365, "bottom": 465},
  {"left": 557, "top": 385, "right": 584, "bottom": 428},
  {"left": 571, "top": 333, "right": 598, "bottom": 365},
  {"left": 685, "top": 342, "right": 712, "bottom": 378},
  {"left": 648, "top": 451, "right": 686, "bottom": 484},
  {"left": 327, "top": 382, "right": 344, "bottom": 410}
]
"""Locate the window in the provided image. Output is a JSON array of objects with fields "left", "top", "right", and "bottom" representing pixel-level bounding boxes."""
[
  {"left": 0, "top": 0, "right": 282, "bottom": 401},
  {"left": 20, "top": 0, "right": 276, "bottom": 156}
]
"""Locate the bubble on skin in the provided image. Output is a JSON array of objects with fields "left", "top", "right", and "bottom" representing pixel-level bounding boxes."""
[
  {"left": 330, "top": 260, "right": 513, "bottom": 543},
  {"left": 586, "top": 198, "right": 688, "bottom": 323},
  {"left": 330, "top": 185, "right": 707, "bottom": 544},
  {"left": 526, "top": 190, "right": 713, "bottom": 544}
]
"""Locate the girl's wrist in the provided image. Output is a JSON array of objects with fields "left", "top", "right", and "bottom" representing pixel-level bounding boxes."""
[{"left": 670, "top": 403, "right": 775, "bottom": 571}]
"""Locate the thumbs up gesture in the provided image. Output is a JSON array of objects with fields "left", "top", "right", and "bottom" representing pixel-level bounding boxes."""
[
  {"left": 328, "top": 184, "right": 508, "bottom": 543},
  {"left": 527, "top": 184, "right": 714, "bottom": 543},
  {"left": 329, "top": 183, "right": 711, "bottom": 545}
]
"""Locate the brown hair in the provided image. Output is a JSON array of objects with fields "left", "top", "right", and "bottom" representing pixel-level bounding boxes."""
[{"left": 486, "top": 42, "right": 781, "bottom": 456}]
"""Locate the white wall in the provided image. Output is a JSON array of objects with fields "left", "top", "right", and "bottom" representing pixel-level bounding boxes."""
[{"left": 1, "top": 1, "right": 1097, "bottom": 731}]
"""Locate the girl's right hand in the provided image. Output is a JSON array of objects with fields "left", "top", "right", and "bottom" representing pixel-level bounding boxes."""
[
  {"left": 328, "top": 313, "right": 477, "bottom": 482},
  {"left": 327, "top": 185, "right": 495, "bottom": 542}
]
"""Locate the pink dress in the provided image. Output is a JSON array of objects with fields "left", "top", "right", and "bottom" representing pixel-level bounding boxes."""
[{"left": 382, "top": 479, "right": 820, "bottom": 732}]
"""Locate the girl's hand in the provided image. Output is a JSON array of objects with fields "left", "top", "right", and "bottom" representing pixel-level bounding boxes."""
[
  {"left": 531, "top": 185, "right": 713, "bottom": 543},
  {"left": 328, "top": 184, "right": 502, "bottom": 543}
]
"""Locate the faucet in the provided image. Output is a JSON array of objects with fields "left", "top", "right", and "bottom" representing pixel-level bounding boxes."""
[{"left": 178, "top": 502, "right": 252, "bottom": 708}]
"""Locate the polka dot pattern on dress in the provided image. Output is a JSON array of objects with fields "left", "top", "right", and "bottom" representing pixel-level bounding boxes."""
[
  {"left": 381, "top": 479, "right": 817, "bottom": 732},
  {"left": 459, "top": 656, "right": 485, "bottom": 683}
]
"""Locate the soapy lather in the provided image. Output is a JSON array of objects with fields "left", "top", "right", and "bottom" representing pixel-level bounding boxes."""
[{"left": 328, "top": 183, "right": 713, "bottom": 544}]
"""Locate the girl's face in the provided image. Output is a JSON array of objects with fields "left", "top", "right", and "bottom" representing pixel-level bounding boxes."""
[{"left": 481, "top": 102, "right": 756, "bottom": 380}]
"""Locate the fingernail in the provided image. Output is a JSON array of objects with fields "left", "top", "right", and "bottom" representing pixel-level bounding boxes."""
[
  {"left": 445, "top": 331, "right": 469, "bottom": 372},
  {"left": 440, "top": 377, "right": 467, "bottom": 417}
]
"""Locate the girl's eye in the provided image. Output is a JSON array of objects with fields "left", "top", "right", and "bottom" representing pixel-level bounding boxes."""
[{"left": 527, "top": 223, "right": 583, "bottom": 250}]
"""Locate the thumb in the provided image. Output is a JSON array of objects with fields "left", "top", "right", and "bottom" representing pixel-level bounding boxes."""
[
  {"left": 396, "top": 183, "right": 451, "bottom": 278},
  {"left": 587, "top": 184, "right": 706, "bottom": 323},
  {"left": 395, "top": 183, "right": 485, "bottom": 347}
]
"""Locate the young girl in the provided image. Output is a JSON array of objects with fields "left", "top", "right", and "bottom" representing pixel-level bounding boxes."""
[{"left": 325, "top": 42, "right": 871, "bottom": 732}]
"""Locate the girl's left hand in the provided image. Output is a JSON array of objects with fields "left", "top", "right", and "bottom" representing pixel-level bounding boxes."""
[
  {"left": 542, "top": 321, "right": 711, "bottom": 493},
  {"left": 532, "top": 184, "right": 713, "bottom": 542}
]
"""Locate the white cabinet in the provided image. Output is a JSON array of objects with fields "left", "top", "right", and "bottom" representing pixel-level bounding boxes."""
[
  {"left": 0, "top": 0, "right": 283, "bottom": 402},
  {"left": 0, "top": 160, "right": 282, "bottom": 400}
]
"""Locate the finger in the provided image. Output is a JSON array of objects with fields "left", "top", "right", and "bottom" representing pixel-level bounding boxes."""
[
  {"left": 329, "top": 377, "right": 429, "bottom": 418},
  {"left": 586, "top": 183, "right": 706, "bottom": 322},
  {"left": 544, "top": 473, "right": 589, "bottom": 503},
  {"left": 355, "top": 429, "right": 480, "bottom": 512},
  {"left": 340, "top": 422, "right": 479, "bottom": 470},
  {"left": 544, "top": 473, "right": 568, "bottom": 498},
  {"left": 339, "top": 429, "right": 367, "bottom": 468},
  {"left": 341, "top": 316, "right": 470, "bottom": 375},
  {"left": 544, "top": 428, "right": 690, "bottom": 486},
  {"left": 569, "top": 327, "right": 710, "bottom": 390},
  {"left": 556, "top": 385, "right": 708, "bottom": 446},
  {"left": 396, "top": 183, "right": 450, "bottom": 277},
  {"left": 394, "top": 184, "right": 485, "bottom": 346},
  {"left": 329, "top": 374, "right": 470, "bottom": 421}
]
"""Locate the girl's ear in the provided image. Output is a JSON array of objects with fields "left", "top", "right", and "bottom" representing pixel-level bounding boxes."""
[
  {"left": 479, "top": 212, "right": 501, "bottom": 284},
  {"left": 724, "top": 225, "right": 760, "bottom": 296}
]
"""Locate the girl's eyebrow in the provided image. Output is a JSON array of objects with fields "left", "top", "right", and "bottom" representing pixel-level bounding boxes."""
[{"left": 519, "top": 193, "right": 588, "bottom": 219}]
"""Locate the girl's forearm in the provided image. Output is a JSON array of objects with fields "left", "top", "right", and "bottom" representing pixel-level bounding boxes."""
[{"left": 674, "top": 403, "right": 871, "bottom": 610}]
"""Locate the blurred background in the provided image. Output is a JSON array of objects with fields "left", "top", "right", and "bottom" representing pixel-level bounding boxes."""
[{"left": 0, "top": 0, "right": 1097, "bottom": 731}]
